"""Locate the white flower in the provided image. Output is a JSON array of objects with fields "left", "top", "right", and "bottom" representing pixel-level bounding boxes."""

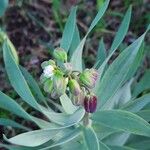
[{"left": 43, "top": 65, "right": 54, "bottom": 78}]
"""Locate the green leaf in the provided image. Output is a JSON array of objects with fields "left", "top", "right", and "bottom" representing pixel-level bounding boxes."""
[
  {"left": 124, "top": 42, "right": 145, "bottom": 81},
  {"left": 93, "top": 122, "right": 117, "bottom": 140},
  {"left": 0, "top": 91, "right": 54, "bottom": 129},
  {"left": 87, "top": 0, "right": 110, "bottom": 34},
  {"left": 41, "top": 128, "right": 81, "bottom": 149},
  {"left": 96, "top": 38, "right": 106, "bottom": 66},
  {"left": 82, "top": 127, "right": 99, "bottom": 150},
  {"left": 20, "top": 66, "right": 47, "bottom": 105},
  {"left": 127, "top": 139, "right": 150, "bottom": 150},
  {"left": 122, "top": 93, "right": 150, "bottom": 113},
  {"left": 92, "top": 110, "right": 150, "bottom": 137},
  {"left": 0, "top": 118, "right": 30, "bottom": 131},
  {"left": 0, "top": 0, "right": 8, "bottom": 17},
  {"left": 99, "top": 141, "right": 111, "bottom": 150},
  {"left": 109, "top": 6, "right": 132, "bottom": 54},
  {"left": 109, "top": 145, "right": 136, "bottom": 150},
  {"left": 132, "top": 69, "right": 150, "bottom": 97},
  {"left": 0, "top": 31, "right": 19, "bottom": 63},
  {"left": 3, "top": 127, "right": 68, "bottom": 147},
  {"left": 136, "top": 110, "right": 150, "bottom": 122},
  {"left": 60, "top": 139, "right": 85, "bottom": 150},
  {"left": 3, "top": 40, "right": 41, "bottom": 111},
  {"left": 95, "top": 31, "right": 147, "bottom": 109},
  {"left": 94, "top": 6, "right": 131, "bottom": 71},
  {"left": 0, "top": 91, "right": 31, "bottom": 120},
  {"left": 102, "top": 132, "right": 130, "bottom": 146},
  {"left": 60, "top": 94, "right": 77, "bottom": 114},
  {"left": 40, "top": 107, "right": 85, "bottom": 127},
  {"left": 71, "top": 0, "right": 109, "bottom": 71},
  {"left": 60, "top": 7, "right": 77, "bottom": 52},
  {"left": 69, "top": 25, "right": 80, "bottom": 58},
  {"left": 103, "top": 79, "right": 132, "bottom": 110}
]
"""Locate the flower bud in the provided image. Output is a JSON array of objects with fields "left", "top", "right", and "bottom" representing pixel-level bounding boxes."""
[
  {"left": 63, "top": 62, "right": 72, "bottom": 74},
  {"left": 68, "top": 79, "right": 81, "bottom": 96},
  {"left": 52, "top": 70, "right": 67, "bottom": 99},
  {"left": 84, "top": 94, "right": 97, "bottom": 113},
  {"left": 43, "top": 80, "right": 53, "bottom": 93},
  {"left": 41, "top": 59, "right": 55, "bottom": 69},
  {"left": 43, "top": 65, "right": 54, "bottom": 78},
  {"left": 79, "top": 68, "right": 98, "bottom": 89},
  {"left": 72, "top": 91, "right": 85, "bottom": 106},
  {"left": 53, "top": 47, "right": 67, "bottom": 62}
]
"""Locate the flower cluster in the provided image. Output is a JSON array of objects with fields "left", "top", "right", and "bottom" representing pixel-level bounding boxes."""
[{"left": 40, "top": 47, "right": 98, "bottom": 113}]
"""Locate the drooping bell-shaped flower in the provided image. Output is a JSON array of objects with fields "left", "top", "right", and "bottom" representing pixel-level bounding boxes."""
[
  {"left": 68, "top": 79, "right": 81, "bottom": 96},
  {"left": 71, "top": 90, "right": 85, "bottom": 106},
  {"left": 84, "top": 94, "right": 97, "bottom": 113},
  {"left": 41, "top": 59, "right": 55, "bottom": 69},
  {"left": 51, "top": 70, "right": 67, "bottom": 99},
  {"left": 53, "top": 47, "right": 67, "bottom": 62},
  {"left": 79, "top": 68, "right": 98, "bottom": 89},
  {"left": 43, "top": 65, "right": 54, "bottom": 78}
]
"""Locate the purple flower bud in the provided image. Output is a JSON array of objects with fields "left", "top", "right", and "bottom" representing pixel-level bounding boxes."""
[
  {"left": 79, "top": 68, "right": 98, "bottom": 89},
  {"left": 84, "top": 95, "right": 97, "bottom": 113}
]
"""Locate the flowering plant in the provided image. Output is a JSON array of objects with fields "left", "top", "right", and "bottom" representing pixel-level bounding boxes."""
[{"left": 0, "top": 0, "right": 150, "bottom": 150}]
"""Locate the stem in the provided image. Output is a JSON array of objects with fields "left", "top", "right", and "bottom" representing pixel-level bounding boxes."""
[{"left": 83, "top": 112, "right": 90, "bottom": 126}]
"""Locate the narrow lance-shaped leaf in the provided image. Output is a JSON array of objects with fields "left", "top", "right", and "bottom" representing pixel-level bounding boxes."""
[
  {"left": 109, "top": 6, "right": 132, "bottom": 54},
  {"left": 94, "top": 6, "right": 132, "bottom": 92},
  {"left": 3, "top": 40, "right": 42, "bottom": 111},
  {"left": 0, "top": 91, "right": 31, "bottom": 120},
  {"left": 95, "top": 30, "right": 148, "bottom": 109},
  {"left": 109, "top": 145, "right": 136, "bottom": 150},
  {"left": 60, "top": 6, "right": 77, "bottom": 52},
  {"left": 132, "top": 69, "right": 150, "bottom": 97},
  {"left": 121, "top": 93, "right": 150, "bottom": 113},
  {"left": 40, "top": 128, "right": 81, "bottom": 150},
  {"left": 20, "top": 66, "right": 49, "bottom": 108},
  {"left": 60, "top": 94, "right": 77, "bottom": 114},
  {"left": 0, "top": 118, "right": 30, "bottom": 131},
  {"left": 92, "top": 110, "right": 150, "bottom": 137},
  {"left": 99, "top": 141, "right": 111, "bottom": 150},
  {"left": 3, "top": 127, "right": 69, "bottom": 147},
  {"left": 40, "top": 107, "right": 85, "bottom": 127},
  {"left": 0, "top": 91, "right": 54, "bottom": 129},
  {"left": 71, "top": 0, "right": 109, "bottom": 71},
  {"left": 82, "top": 127, "right": 100, "bottom": 150},
  {"left": 95, "top": 38, "right": 106, "bottom": 66},
  {"left": 0, "top": 30, "right": 19, "bottom": 63},
  {"left": 69, "top": 24, "right": 80, "bottom": 58}
]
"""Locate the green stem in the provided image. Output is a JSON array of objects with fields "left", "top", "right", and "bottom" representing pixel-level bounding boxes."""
[{"left": 83, "top": 112, "right": 90, "bottom": 126}]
